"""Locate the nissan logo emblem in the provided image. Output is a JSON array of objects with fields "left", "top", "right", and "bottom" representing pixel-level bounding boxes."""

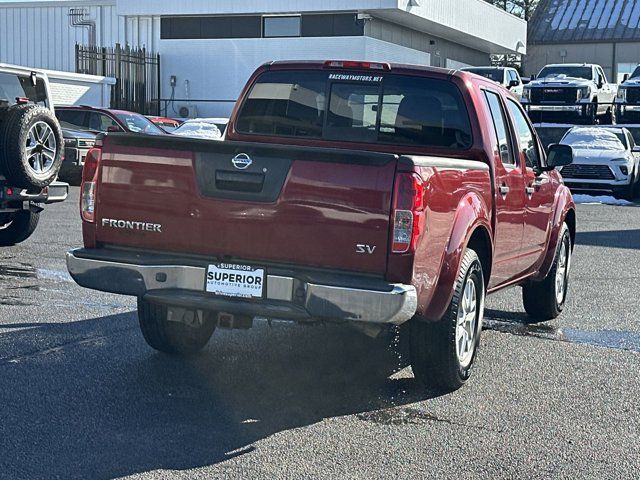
[{"left": 232, "top": 153, "right": 252, "bottom": 170}]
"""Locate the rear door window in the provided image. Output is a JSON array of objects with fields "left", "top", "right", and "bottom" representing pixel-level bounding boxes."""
[
  {"left": 236, "top": 70, "right": 472, "bottom": 149},
  {"left": 484, "top": 91, "right": 514, "bottom": 166},
  {"left": 507, "top": 99, "right": 540, "bottom": 168}
]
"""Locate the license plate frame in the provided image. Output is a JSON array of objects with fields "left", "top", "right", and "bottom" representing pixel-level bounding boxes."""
[{"left": 205, "top": 263, "right": 265, "bottom": 299}]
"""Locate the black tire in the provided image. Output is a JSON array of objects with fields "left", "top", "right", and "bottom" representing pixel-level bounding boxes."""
[
  {"left": 58, "top": 165, "right": 83, "bottom": 186},
  {"left": 0, "top": 210, "right": 40, "bottom": 246},
  {"left": 613, "top": 174, "right": 636, "bottom": 201},
  {"left": 601, "top": 107, "right": 615, "bottom": 125},
  {"left": 0, "top": 104, "right": 63, "bottom": 189},
  {"left": 586, "top": 102, "right": 598, "bottom": 125},
  {"left": 137, "top": 298, "right": 216, "bottom": 355},
  {"left": 410, "top": 248, "right": 485, "bottom": 392},
  {"left": 522, "top": 223, "right": 571, "bottom": 322}
]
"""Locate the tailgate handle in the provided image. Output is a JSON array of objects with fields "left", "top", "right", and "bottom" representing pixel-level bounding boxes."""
[{"left": 215, "top": 170, "right": 265, "bottom": 193}]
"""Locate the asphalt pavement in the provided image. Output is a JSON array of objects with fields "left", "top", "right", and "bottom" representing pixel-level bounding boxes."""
[{"left": 0, "top": 188, "right": 638, "bottom": 480}]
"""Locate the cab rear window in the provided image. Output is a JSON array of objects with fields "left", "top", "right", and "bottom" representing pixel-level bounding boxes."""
[{"left": 235, "top": 70, "right": 472, "bottom": 149}]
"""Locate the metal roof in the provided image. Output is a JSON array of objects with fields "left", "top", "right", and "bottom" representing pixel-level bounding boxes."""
[{"left": 529, "top": 0, "right": 640, "bottom": 44}]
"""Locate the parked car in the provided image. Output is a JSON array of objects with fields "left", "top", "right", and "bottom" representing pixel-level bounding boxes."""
[
  {"left": 522, "top": 63, "right": 617, "bottom": 124},
  {"left": 58, "top": 122, "right": 98, "bottom": 185},
  {"left": 615, "top": 65, "right": 640, "bottom": 124},
  {"left": 147, "top": 115, "right": 181, "bottom": 132},
  {"left": 55, "top": 106, "right": 166, "bottom": 136},
  {"left": 0, "top": 63, "right": 68, "bottom": 245},
  {"left": 172, "top": 118, "right": 223, "bottom": 140},
  {"left": 461, "top": 67, "right": 524, "bottom": 97},
  {"left": 559, "top": 126, "right": 640, "bottom": 200},
  {"left": 67, "top": 60, "right": 575, "bottom": 392}
]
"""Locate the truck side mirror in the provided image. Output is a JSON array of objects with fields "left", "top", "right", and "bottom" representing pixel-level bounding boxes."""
[
  {"left": 598, "top": 79, "right": 604, "bottom": 89},
  {"left": 508, "top": 79, "right": 520, "bottom": 89},
  {"left": 530, "top": 74, "right": 536, "bottom": 80},
  {"left": 546, "top": 144, "right": 573, "bottom": 170},
  {"left": 623, "top": 74, "right": 630, "bottom": 83}
]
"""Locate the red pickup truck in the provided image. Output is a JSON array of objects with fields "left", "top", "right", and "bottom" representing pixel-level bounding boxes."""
[{"left": 67, "top": 61, "right": 576, "bottom": 391}]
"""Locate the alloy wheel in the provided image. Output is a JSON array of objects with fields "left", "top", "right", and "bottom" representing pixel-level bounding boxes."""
[
  {"left": 456, "top": 278, "right": 478, "bottom": 368},
  {"left": 25, "top": 121, "right": 57, "bottom": 175}
]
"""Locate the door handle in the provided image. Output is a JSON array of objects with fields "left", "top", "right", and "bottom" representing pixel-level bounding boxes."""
[{"left": 499, "top": 185, "right": 510, "bottom": 196}]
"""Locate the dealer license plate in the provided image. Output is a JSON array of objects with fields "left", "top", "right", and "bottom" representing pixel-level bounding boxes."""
[{"left": 205, "top": 263, "right": 265, "bottom": 299}]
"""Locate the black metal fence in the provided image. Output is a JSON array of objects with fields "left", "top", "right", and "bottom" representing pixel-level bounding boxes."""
[{"left": 75, "top": 43, "right": 160, "bottom": 115}]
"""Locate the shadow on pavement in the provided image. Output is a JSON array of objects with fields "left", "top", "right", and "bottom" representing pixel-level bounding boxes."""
[
  {"left": 0, "top": 312, "right": 435, "bottom": 479},
  {"left": 576, "top": 229, "right": 640, "bottom": 250}
]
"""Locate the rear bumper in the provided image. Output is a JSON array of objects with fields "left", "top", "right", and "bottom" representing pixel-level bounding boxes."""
[
  {"left": 66, "top": 249, "right": 417, "bottom": 325},
  {"left": 0, "top": 180, "right": 68, "bottom": 204}
]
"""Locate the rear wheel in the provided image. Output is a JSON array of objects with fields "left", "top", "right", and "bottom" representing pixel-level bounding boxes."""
[
  {"left": 0, "top": 210, "right": 40, "bottom": 246},
  {"left": 410, "top": 248, "right": 485, "bottom": 392},
  {"left": 137, "top": 298, "right": 216, "bottom": 355},
  {"left": 522, "top": 223, "right": 571, "bottom": 322}
]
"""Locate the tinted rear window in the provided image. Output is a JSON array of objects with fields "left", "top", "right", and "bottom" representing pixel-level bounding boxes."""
[
  {"left": 464, "top": 68, "right": 504, "bottom": 82},
  {"left": 235, "top": 70, "right": 472, "bottom": 149},
  {"left": 0, "top": 72, "right": 48, "bottom": 107},
  {"left": 56, "top": 110, "right": 87, "bottom": 129}
]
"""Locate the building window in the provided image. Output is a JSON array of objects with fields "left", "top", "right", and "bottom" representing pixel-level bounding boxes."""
[
  {"left": 263, "top": 16, "right": 301, "bottom": 38},
  {"left": 161, "top": 16, "right": 262, "bottom": 39},
  {"left": 301, "top": 14, "right": 364, "bottom": 37},
  {"left": 160, "top": 13, "right": 363, "bottom": 40}
]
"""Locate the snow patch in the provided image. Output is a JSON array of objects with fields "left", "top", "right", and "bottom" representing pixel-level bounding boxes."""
[
  {"left": 572, "top": 194, "right": 636, "bottom": 206},
  {"left": 37, "top": 269, "right": 74, "bottom": 283}
]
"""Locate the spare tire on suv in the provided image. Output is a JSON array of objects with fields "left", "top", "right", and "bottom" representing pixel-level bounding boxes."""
[{"left": 0, "top": 104, "right": 63, "bottom": 189}]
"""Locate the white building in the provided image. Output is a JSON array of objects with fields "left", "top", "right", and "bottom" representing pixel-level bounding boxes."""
[{"left": 0, "top": 0, "right": 527, "bottom": 117}]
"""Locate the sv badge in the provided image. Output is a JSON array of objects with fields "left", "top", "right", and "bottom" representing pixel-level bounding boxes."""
[{"left": 356, "top": 244, "right": 377, "bottom": 255}]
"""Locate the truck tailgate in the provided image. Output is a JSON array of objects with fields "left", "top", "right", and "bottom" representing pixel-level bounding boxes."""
[{"left": 95, "top": 135, "right": 398, "bottom": 275}]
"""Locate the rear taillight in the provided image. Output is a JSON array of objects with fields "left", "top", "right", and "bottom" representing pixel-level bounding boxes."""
[
  {"left": 391, "top": 173, "right": 425, "bottom": 254},
  {"left": 80, "top": 147, "right": 101, "bottom": 223}
]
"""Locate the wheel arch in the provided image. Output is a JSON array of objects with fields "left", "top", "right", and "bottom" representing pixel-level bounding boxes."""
[
  {"left": 467, "top": 225, "right": 492, "bottom": 288},
  {"left": 534, "top": 186, "right": 576, "bottom": 281},
  {"left": 564, "top": 207, "right": 576, "bottom": 250},
  {"left": 421, "top": 192, "right": 492, "bottom": 321}
]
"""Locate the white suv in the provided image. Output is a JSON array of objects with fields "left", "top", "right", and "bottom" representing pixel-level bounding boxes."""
[
  {"left": 559, "top": 126, "right": 640, "bottom": 200},
  {"left": 461, "top": 67, "right": 524, "bottom": 97},
  {"left": 0, "top": 63, "right": 68, "bottom": 245}
]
